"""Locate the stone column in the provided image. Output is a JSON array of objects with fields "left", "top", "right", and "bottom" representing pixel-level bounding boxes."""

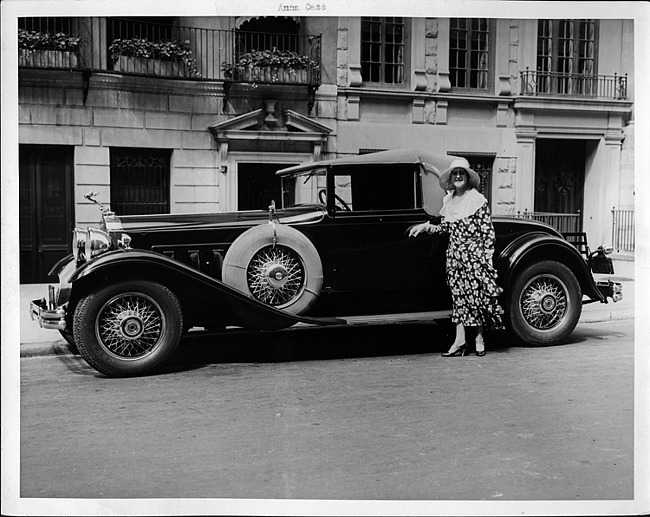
[{"left": 514, "top": 129, "right": 537, "bottom": 214}]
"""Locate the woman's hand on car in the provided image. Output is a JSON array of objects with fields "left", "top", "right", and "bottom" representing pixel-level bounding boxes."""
[{"left": 408, "top": 222, "right": 432, "bottom": 237}]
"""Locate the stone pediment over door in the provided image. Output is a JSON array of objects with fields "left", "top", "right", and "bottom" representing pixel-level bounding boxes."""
[{"left": 208, "top": 109, "right": 332, "bottom": 164}]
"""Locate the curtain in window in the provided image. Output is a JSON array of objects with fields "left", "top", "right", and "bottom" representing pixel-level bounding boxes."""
[
  {"left": 361, "top": 17, "right": 405, "bottom": 85},
  {"left": 537, "top": 19, "right": 597, "bottom": 96}
]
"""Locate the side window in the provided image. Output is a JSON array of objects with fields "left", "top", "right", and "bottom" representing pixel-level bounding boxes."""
[
  {"left": 449, "top": 18, "right": 491, "bottom": 90},
  {"left": 334, "top": 166, "right": 417, "bottom": 212},
  {"left": 361, "top": 17, "right": 406, "bottom": 85},
  {"left": 110, "top": 148, "right": 171, "bottom": 215}
]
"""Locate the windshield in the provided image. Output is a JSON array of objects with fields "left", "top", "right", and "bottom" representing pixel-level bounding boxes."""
[{"left": 281, "top": 168, "right": 327, "bottom": 208}]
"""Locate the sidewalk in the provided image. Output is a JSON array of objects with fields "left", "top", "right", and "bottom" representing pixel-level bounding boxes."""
[{"left": 18, "top": 259, "right": 636, "bottom": 358}]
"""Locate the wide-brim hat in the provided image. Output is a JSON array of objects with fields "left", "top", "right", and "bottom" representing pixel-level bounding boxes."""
[{"left": 439, "top": 158, "right": 481, "bottom": 191}]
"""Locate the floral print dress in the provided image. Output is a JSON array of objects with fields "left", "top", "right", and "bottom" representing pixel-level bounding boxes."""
[{"left": 434, "top": 200, "right": 504, "bottom": 328}]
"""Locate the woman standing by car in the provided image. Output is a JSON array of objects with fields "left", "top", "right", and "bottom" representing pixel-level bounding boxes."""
[{"left": 409, "top": 158, "right": 503, "bottom": 356}]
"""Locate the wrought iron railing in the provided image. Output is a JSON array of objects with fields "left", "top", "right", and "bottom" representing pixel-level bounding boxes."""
[
  {"left": 520, "top": 68, "right": 627, "bottom": 100},
  {"left": 515, "top": 209, "right": 582, "bottom": 234},
  {"left": 18, "top": 17, "right": 322, "bottom": 87},
  {"left": 18, "top": 17, "right": 83, "bottom": 69},
  {"left": 611, "top": 208, "right": 634, "bottom": 252}
]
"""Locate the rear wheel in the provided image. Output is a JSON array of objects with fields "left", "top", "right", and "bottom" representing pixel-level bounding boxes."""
[
  {"left": 506, "top": 261, "right": 581, "bottom": 345},
  {"left": 73, "top": 280, "right": 183, "bottom": 377}
]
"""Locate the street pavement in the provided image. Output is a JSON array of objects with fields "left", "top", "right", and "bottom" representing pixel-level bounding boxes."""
[{"left": 17, "top": 258, "right": 636, "bottom": 358}]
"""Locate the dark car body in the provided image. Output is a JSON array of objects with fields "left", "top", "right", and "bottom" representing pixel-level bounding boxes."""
[{"left": 30, "top": 148, "right": 622, "bottom": 376}]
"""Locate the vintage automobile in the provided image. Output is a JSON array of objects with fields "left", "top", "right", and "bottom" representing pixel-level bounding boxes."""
[{"left": 30, "top": 148, "right": 622, "bottom": 377}]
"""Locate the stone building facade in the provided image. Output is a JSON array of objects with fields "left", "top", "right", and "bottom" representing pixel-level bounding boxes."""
[{"left": 16, "top": 15, "right": 634, "bottom": 283}]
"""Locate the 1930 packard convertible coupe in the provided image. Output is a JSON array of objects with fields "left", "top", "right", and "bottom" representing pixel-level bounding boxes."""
[{"left": 30, "top": 148, "right": 622, "bottom": 376}]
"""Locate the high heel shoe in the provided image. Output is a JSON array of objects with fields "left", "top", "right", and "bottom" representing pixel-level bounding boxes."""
[
  {"left": 442, "top": 343, "right": 467, "bottom": 357},
  {"left": 475, "top": 339, "right": 486, "bottom": 357}
]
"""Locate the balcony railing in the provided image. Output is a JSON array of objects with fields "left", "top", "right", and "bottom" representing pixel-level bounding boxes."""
[
  {"left": 611, "top": 208, "right": 635, "bottom": 253},
  {"left": 520, "top": 68, "right": 627, "bottom": 100},
  {"left": 18, "top": 17, "right": 322, "bottom": 87},
  {"left": 515, "top": 209, "right": 582, "bottom": 234}
]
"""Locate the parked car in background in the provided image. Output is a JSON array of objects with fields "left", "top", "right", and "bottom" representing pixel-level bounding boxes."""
[{"left": 30, "top": 148, "right": 622, "bottom": 377}]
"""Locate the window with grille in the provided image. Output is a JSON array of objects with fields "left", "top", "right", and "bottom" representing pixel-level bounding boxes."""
[
  {"left": 536, "top": 19, "right": 598, "bottom": 95},
  {"left": 110, "top": 148, "right": 170, "bottom": 215},
  {"left": 447, "top": 152, "right": 495, "bottom": 205},
  {"left": 361, "top": 17, "right": 405, "bottom": 85},
  {"left": 449, "top": 18, "right": 491, "bottom": 90}
]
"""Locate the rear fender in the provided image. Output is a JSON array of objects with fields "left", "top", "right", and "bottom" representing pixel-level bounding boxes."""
[
  {"left": 495, "top": 232, "right": 603, "bottom": 302},
  {"left": 69, "top": 250, "right": 344, "bottom": 330}
]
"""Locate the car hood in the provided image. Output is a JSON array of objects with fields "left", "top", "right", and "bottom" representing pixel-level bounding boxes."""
[{"left": 104, "top": 205, "right": 327, "bottom": 234}]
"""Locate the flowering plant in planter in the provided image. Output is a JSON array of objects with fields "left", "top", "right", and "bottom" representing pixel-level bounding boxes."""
[
  {"left": 109, "top": 37, "right": 200, "bottom": 77},
  {"left": 221, "top": 47, "right": 319, "bottom": 82},
  {"left": 18, "top": 28, "right": 80, "bottom": 51}
]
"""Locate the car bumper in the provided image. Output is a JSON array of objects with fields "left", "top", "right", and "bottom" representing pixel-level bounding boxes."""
[
  {"left": 29, "top": 285, "right": 67, "bottom": 331},
  {"left": 596, "top": 280, "right": 623, "bottom": 303}
]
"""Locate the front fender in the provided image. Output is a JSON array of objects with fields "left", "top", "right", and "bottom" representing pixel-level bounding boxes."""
[
  {"left": 69, "top": 249, "right": 344, "bottom": 330},
  {"left": 496, "top": 232, "right": 603, "bottom": 302}
]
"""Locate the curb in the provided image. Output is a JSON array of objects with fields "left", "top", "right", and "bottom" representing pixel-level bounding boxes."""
[
  {"left": 20, "top": 341, "right": 77, "bottom": 358},
  {"left": 20, "top": 311, "right": 636, "bottom": 359}
]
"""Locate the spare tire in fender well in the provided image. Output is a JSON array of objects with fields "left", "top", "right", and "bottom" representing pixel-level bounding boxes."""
[{"left": 221, "top": 223, "right": 323, "bottom": 315}]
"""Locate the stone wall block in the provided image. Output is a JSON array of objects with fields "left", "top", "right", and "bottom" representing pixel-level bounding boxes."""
[
  {"left": 19, "top": 125, "right": 83, "bottom": 145},
  {"left": 425, "top": 38, "right": 437, "bottom": 57},
  {"left": 118, "top": 91, "right": 168, "bottom": 111},
  {"left": 75, "top": 164, "right": 111, "bottom": 184},
  {"left": 169, "top": 95, "right": 222, "bottom": 114},
  {"left": 24, "top": 106, "right": 92, "bottom": 127},
  {"left": 425, "top": 19, "right": 438, "bottom": 38},
  {"left": 19, "top": 86, "right": 65, "bottom": 105},
  {"left": 83, "top": 128, "right": 102, "bottom": 147},
  {"left": 182, "top": 131, "right": 215, "bottom": 150},
  {"left": 337, "top": 67, "right": 348, "bottom": 87},
  {"left": 337, "top": 49, "right": 348, "bottom": 69},
  {"left": 75, "top": 145, "right": 109, "bottom": 166},
  {"left": 100, "top": 127, "right": 182, "bottom": 148},
  {"left": 424, "top": 100, "right": 436, "bottom": 124},
  {"left": 337, "top": 28, "right": 348, "bottom": 50},
  {"left": 85, "top": 89, "right": 119, "bottom": 108},
  {"left": 145, "top": 112, "right": 192, "bottom": 131},
  {"left": 316, "top": 98, "right": 337, "bottom": 120},
  {"left": 173, "top": 167, "right": 219, "bottom": 186},
  {"left": 65, "top": 88, "right": 85, "bottom": 107},
  {"left": 173, "top": 149, "right": 218, "bottom": 168}
]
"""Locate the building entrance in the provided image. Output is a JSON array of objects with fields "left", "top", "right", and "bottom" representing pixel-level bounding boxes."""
[
  {"left": 238, "top": 163, "right": 291, "bottom": 210},
  {"left": 534, "top": 139, "right": 585, "bottom": 229},
  {"left": 19, "top": 145, "right": 75, "bottom": 283}
]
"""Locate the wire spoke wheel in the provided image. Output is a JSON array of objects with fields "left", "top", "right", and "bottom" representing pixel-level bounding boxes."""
[
  {"left": 507, "top": 261, "right": 581, "bottom": 346},
  {"left": 520, "top": 275, "right": 568, "bottom": 330},
  {"left": 247, "top": 245, "right": 305, "bottom": 307},
  {"left": 222, "top": 224, "right": 323, "bottom": 315},
  {"left": 96, "top": 292, "right": 166, "bottom": 359}
]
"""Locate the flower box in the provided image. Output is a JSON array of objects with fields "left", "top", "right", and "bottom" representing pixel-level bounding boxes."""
[
  {"left": 235, "top": 65, "right": 309, "bottom": 84},
  {"left": 109, "top": 38, "right": 200, "bottom": 78},
  {"left": 114, "top": 56, "right": 188, "bottom": 77},
  {"left": 19, "top": 48, "right": 79, "bottom": 68},
  {"left": 222, "top": 48, "right": 317, "bottom": 84}
]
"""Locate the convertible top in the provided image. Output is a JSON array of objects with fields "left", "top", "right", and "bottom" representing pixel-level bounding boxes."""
[{"left": 275, "top": 148, "right": 460, "bottom": 177}]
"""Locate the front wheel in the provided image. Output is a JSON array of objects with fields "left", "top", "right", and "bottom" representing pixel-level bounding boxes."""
[
  {"left": 506, "top": 261, "right": 581, "bottom": 346},
  {"left": 73, "top": 281, "right": 183, "bottom": 377}
]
